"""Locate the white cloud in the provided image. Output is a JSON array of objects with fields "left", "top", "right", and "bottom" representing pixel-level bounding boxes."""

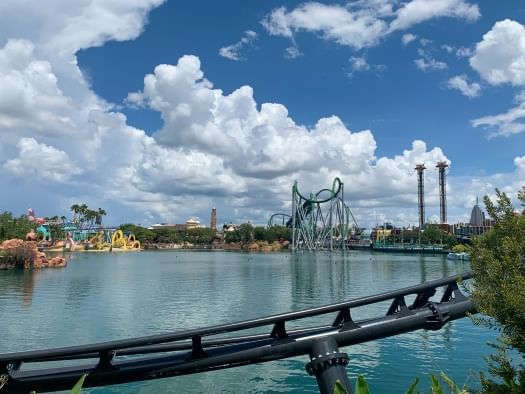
[
  {"left": 414, "top": 51, "right": 448, "bottom": 71},
  {"left": 0, "top": 39, "right": 73, "bottom": 136},
  {"left": 470, "top": 19, "right": 525, "bottom": 86},
  {"left": 402, "top": 33, "right": 418, "bottom": 45},
  {"left": 469, "top": 20, "right": 525, "bottom": 137},
  {"left": 284, "top": 46, "right": 302, "bottom": 59},
  {"left": 4, "top": 138, "right": 82, "bottom": 182},
  {"left": 389, "top": 0, "right": 480, "bottom": 32},
  {"left": 471, "top": 101, "right": 525, "bottom": 137},
  {"left": 261, "top": 3, "right": 388, "bottom": 50},
  {"left": 347, "top": 56, "right": 385, "bottom": 78},
  {"left": 447, "top": 74, "right": 481, "bottom": 98},
  {"left": 441, "top": 44, "right": 472, "bottom": 58},
  {"left": 0, "top": 0, "right": 166, "bottom": 56},
  {"left": 350, "top": 56, "right": 370, "bottom": 72},
  {"left": 262, "top": 1, "right": 479, "bottom": 50},
  {"left": 219, "top": 30, "right": 258, "bottom": 61}
]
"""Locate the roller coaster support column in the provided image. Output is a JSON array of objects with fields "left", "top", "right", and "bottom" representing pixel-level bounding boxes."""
[{"left": 306, "top": 337, "right": 351, "bottom": 394}]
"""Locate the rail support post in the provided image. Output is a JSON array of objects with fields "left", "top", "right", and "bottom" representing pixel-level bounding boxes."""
[{"left": 305, "top": 337, "right": 351, "bottom": 394}]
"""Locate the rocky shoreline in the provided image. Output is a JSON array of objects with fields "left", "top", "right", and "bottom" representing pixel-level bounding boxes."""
[{"left": 0, "top": 239, "right": 67, "bottom": 270}]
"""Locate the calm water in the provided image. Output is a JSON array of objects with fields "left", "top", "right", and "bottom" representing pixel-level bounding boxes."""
[{"left": 0, "top": 251, "right": 495, "bottom": 393}]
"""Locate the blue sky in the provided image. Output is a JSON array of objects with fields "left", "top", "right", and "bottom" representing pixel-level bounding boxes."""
[{"left": 0, "top": 0, "right": 524, "bottom": 227}]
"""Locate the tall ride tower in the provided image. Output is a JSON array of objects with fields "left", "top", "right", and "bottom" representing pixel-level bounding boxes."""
[
  {"left": 210, "top": 207, "right": 217, "bottom": 230},
  {"left": 436, "top": 161, "right": 449, "bottom": 224},
  {"left": 415, "top": 164, "right": 426, "bottom": 229}
]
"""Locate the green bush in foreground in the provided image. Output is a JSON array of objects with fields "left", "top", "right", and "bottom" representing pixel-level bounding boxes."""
[{"left": 470, "top": 186, "right": 525, "bottom": 392}]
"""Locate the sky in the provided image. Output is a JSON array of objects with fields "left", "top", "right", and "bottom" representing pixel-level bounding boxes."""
[{"left": 0, "top": 0, "right": 524, "bottom": 228}]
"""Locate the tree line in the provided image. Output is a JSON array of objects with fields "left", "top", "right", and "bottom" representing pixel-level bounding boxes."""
[{"left": 69, "top": 204, "right": 107, "bottom": 227}]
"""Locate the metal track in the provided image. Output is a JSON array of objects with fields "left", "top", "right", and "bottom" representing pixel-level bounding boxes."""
[{"left": 0, "top": 272, "right": 475, "bottom": 393}]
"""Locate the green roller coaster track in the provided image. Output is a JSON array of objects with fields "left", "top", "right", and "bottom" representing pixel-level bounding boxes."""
[{"left": 268, "top": 178, "right": 358, "bottom": 251}]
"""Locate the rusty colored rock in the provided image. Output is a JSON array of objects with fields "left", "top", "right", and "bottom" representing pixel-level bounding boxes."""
[{"left": 0, "top": 239, "right": 67, "bottom": 269}]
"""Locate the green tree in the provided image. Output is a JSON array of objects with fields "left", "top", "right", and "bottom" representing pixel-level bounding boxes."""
[
  {"left": 238, "top": 223, "right": 254, "bottom": 243},
  {"left": 70, "top": 204, "right": 80, "bottom": 222},
  {"left": 224, "top": 230, "right": 241, "bottom": 243},
  {"left": 470, "top": 186, "right": 525, "bottom": 392},
  {"left": 253, "top": 226, "right": 266, "bottom": 241},
  {"left": 0, "top": 212, "right": 34, "bottom": 242},
  {"left": 97, "top": 208, "right": 107, "bottom": 225},
  {"left": 119, "top": 224, "right": 156, "bottom": 243},
  {"left": 187, "top": 228, "right": 216, "bottom": 244}
]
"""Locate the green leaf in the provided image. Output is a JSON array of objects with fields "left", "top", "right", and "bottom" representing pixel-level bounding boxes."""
[
  {"left": 354, "top": 375, "right": 370, "bottom": 394},
  {"left": 334, "top": 379, "right": 349, "bottom": 394},
  {"left": 405, "top": 377, "right": 420, "bottom": 394},
  {"left": 430, "top": 374, "right": 444, "bottom": 394},
  {"left": 439, "top": 372, "right": 462, "bottom": 394},
  {"left": 70, "top": 374, "right": 88, "bottom": 394}
]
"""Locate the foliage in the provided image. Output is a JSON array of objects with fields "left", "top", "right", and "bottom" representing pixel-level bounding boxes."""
[
  {"left": 479, "top": 337, "right": 525, "bottom": 393},
  {"left": 451, "top": 244, "right": 469, "bottom": 253},
  {"left": 253, "top": 226, "right": 266, "bottom": 241},
  {"left": 354, "top": 376, "right": 370, "bottom": 394},
  {"left": 119, "top": 224, "right": 216, "bottom": 245},
  {"left": 333, "top": 373, "right": 466, "bottom": 394},
  {"left": 70, "top": 204, "right": 106, "bottom": 227},
  {"left": 119, "top": 224, "right": 157, "bottom": 244},
  {"left": 266, "top": 225, "right": 292, "bottom": 243},
  {"left": 224, "top": 225, "right": 292, "bottom": 244},
  {"left": 469, "top": 186, "right": 525, "bottom": 392},
  {"left": 238, "top": 223, "right": 254, "bottom": 242},
  {"left": 186, "top": 228, "right": 216, "bottom": 244},
  {"left": 70, "top": 373, "right": 88, "bottom": 394},
  {"left": 224, "top": 230, "right": 241, "bottom": 243},
  {"left": 0, "top": 212, "right": 34, "bottom": 242}
]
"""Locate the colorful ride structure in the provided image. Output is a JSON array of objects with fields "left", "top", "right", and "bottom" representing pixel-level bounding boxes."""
[
  {"left": 60, "top": 228, "right": 141, "bottom": 252},
  {"left": 28, "top": 208, "right": 140, "bottom": 252},
  {"left": 269, "top": 178, "right": 358, "bottom": 251}
]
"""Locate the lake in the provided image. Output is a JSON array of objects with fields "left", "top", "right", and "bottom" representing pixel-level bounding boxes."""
[{"left": 0, "top": 250, "right": 495, "bottom": 393}]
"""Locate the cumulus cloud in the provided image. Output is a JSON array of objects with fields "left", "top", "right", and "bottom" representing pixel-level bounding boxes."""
[
  {"left": 0, "top": 0, "right": 165, "bottom": 56},
  {"left": 0, "top": 39, "right": 73, "bottom": 135},
  {"left": 401, "top": 33, "right": 418, "bottom": 45},
  {"left": 4, "top": 138, "right": 82, "bottom": 182},
  {"left": 470, "top": 19, "right": 525, "bottom": 86},
  {"left": 219, "top": 30, "right": 258, "bottom": 61},
  {"left": 447, "top": 74, "right": 481, "bottom": 98},
  {"left": 126, "top": 56, "right": 378, "bottom": 179},
  {"left": 470, "top": 20, "right": 525, "bottom": 137},
  {"left": 262, "top": 0, "right": 479, "bottom": 50}
]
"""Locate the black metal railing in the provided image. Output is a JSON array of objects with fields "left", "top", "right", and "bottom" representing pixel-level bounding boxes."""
[{"left": 0, "top": 272, "right": 475, "bottom": 393}]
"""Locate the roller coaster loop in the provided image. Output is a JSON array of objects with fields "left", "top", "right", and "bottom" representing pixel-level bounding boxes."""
[{"left": 0, "top": 272, "right": 475, "bottom": 393}]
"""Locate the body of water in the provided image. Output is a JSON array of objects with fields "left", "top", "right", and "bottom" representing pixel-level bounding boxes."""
[{"left": 0, "top": 250, "right": 495, "bottom": 393}]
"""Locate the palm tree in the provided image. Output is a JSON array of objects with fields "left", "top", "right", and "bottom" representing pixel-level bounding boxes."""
[
  {"left": 79, "top": 204, "right": 88, "bottom": 226},
  {"left": 97, "top": 208, "right": 107, "bottom": 226},
  {"left": 70, "top": 204, "right": 80, "bottom": 222},
  {"left": 86, "top": 210, "right": 97, "bottom": 227}
]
